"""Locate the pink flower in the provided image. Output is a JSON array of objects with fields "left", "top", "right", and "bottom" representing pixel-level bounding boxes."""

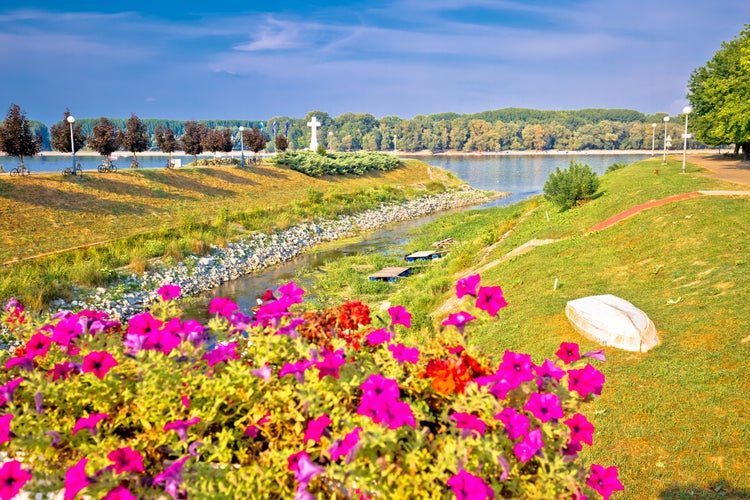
[
  {"left": 72, "top": 413, "right": 109, "bottom": 437},
  {"left": 25, "top": 332, "right": 52, "bottom": 359},
  {"left": 107, "top": 447, "right": 145, "bottom": 474},
  {"left": 513, "top": 428, "right": 544, "bottom": 463},
  {"left": 127, "top": 311, "right": 163, "bottom": 337},
  {"left": 153, "top": 456, "right": 189, "bottom": 500},
  {"left": 278, "top": 281, "right": 305, "bottom": 305},
  {"left": 244, "top": 413, "right": 270, "bottom": 438},
  {"left": 556, "top": 342, "right": 580, "bottom": 364},
  {"left": 102, "top": 485, "right": 138, "bottom": 500},
  {"left": 388, "top": 343, "right": 420, "bottom": 364},
  {"left": 201, "top": 342, "right": 240, "bottom": 367},
  {"left": 208, "top": 297, "right": 239, "bottom": 318},
  {"left": 304, "top": 414, "right": 332, "bottom": 443},
  {"left": 565, "top": 413, "right": 595, "bottom": 446},
  {"left": 81, "top": 351, "right": 118, "bottom": 379},
  {"left": 48, "top": 361, "right": 79, "bottom": 381},
  {"left": 475, "top": 369, "right": 521, "bottom": 400},
  {"left": 250, "top": 363, "right": 272, "bottom": 381},
  {"left": 4, "top": 355, "right": 33, "bottom": 371},
  {"left": 567, "top": 364, "right": 605, "bottom": 399},
  {"left": 315, "top": 349, "right": 346, "bottom": 380},
  {"left": 144, "top": 329, "right": 181, "bottom": 355},
  {"left": 64, "top": 457, "right": 91, "bottom": 500},
  {"left": 0, "top": 460, "right": 32, "bottom": 500},
  {"left": 293, "top": 452, "right": 325, "bottom": 487},
  {"left": 456, "top": 274, "right": 481, "bottom": 299},
  {"left": 447, "top": 469, "right": 495, "bottom": 500},
  {"left": 0, "top": 378, "right": 23, "bottom": 405},
  {"left": 280, "top": 359, "right": 312, "bottom": 384},
  {"left": 387, "top": 305, "right": 412, "bottom": 328},
  {"left": 51, "top": 315, "right": 85, "bottom": 347},
  {"left": 157, "top": 284, "right": 182, "bottom": 301},
  {"left": 524, "top": 393, "right": 564, "bottom": 423},
  {"left": 586, "top": 464, "right": 624, "bottom": 500},
  {"left": 442, "top": 311, "right": 476, "bottom": 335},
  {"left": 329, "top": 427, "right": 362, "bottom": 462},
  {"left": 494, "top": 407, "right": 530, "bottom": 440},
  {"left": 475, "top": 286, "right": 507, "bottom": 317},
  {"left": 583, "top": 349, "right": 607, "bottom": 362},
  {"left": 0, "top": 414, "right": 13, "bottom": 444},
  {"left": 366, "top": 328, "right": 391, "bottom": 346},
  {"left": 450, "top": 412, "right": 487, "bottom": 438},
  {"left": 164, "top": 417, "right": 201, "bottom": 441},
  {"left": 498, "top": 350, "right": 535, "bottom": 385},
  {"left": 360, "top": 374, "right": 401, "bottom": 400},
  {"left": 534, "top": 359, "right": 566, "bottom": 388}
]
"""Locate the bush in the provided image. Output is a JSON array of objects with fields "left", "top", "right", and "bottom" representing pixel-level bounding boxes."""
[
  {"left": 0, "top": 277, "right": 623, "bottom": 499},
  {"left": 543, "top": 161, "right": 600, "bottom": 210},
  {"left": 271, "top": 151, "right": 401, "bottom": 177},
  {"left": 605, "top": 162, "right": 627, "bottom": 174}
]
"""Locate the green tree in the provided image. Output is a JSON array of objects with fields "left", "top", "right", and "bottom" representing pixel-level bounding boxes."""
[
  {"left": 687, "top": 26, "right": 750, "bottom": 157},
  {"left": 181, "top": 121, "right": 207, "bottom": 163},
  {"left": 50, "top": 109, "right": 86, "bottom": 154},
  {"left": 0, "top": 103, "right": 41, "bottom": 167},
  {"left": 244, "top": 127, "right": 269, "bottom": 160},
  {"left": 88, "top": 117, "right": 121, "bottom": 161},
  {"left": 202, "top": 128, "right": 225, "bottom": 161},
  {"left": 154, "top": 125, "right": 177, "bottom": 164},
  {"left": 120, "top": 114, "right": 150, "bottom": 165},
  {"left": 543, "top": 161, "right": 600, "bottom": 211}
]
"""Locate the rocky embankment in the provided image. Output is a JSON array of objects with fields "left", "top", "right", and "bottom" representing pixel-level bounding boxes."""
[{"left": 51, "top": 187, "right": 496, "bottom": 321}]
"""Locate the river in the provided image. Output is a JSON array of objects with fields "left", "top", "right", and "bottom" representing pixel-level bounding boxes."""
[{"left": 180, "top": 153, "right": 651, "bottom": 319}]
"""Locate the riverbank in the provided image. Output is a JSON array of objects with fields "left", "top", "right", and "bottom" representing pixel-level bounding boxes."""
[{"left": 50, "top": 187, "right": 499, "bottom": 320}]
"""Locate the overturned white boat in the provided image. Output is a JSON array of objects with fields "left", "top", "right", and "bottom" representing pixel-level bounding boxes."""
[{"left": 565, "top": 295, "right": 659, "bottom": 352}]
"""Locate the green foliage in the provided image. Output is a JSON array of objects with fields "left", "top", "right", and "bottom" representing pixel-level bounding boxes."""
[
  {"left": 271, "top": 151, "right": 401, "bottom": 177},
  {"left": 88, "top": 117, "right": 121, "bottom": 158},
  {"left": 49, "top": 109, "right": 86, "bottom": 153},
  {"left": 0, "top": 103, "right": 41, "bottom": 165},
  {"left": 687, "top": 26, "right": 750, "bottom": 157},
  {"left": 181, "top": 121, "right": 207, "bottom": 161},
  {"left": 604, "top": 162, "right": 627, "bottom": 174},
  {"left": 543, "top": 161, "right": 600, "bottom": 210},
  {"left": 120, "top": 113, "right": 150, "bottom": 157},
  {"left": 316, "top": 143, "right": 327, "bottom": 156}
]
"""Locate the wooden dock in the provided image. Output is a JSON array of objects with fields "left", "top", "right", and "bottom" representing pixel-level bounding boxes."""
[
  {"left": 368, "top": 266, "right": 412, "bottom": 282},
  {"left": 405, "top": 250, "right": 447, "bottom": 262}
]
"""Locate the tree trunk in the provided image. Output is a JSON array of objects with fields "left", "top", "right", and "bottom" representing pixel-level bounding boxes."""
[{"left": 741, "top": 142, "right": 750, "bottom": 161}]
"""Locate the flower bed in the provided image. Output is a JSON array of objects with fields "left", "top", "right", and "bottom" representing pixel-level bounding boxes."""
[{"left": 0, "top": 276, "right": 622, "bottom": 499}]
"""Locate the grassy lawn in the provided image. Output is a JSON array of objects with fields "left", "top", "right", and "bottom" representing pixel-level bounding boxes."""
[
  {"left": 297, "top": 158, "right": 750, "bottom": 499},
  {"left": 0, "top": 160, "right": 462, "bottom": 308}
]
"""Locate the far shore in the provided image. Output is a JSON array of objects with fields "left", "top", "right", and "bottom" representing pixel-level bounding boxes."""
[{"left": 1, "top": 148, "right": 723, "bottom": 159}]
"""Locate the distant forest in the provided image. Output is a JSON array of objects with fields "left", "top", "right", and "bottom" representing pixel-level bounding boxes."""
[{"left": 26, "top": 108, "right": 703, "bottom": 153}]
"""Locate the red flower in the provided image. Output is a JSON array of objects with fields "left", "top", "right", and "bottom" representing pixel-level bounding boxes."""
[{"left": 338, "top": 301, "right": 371, "bottom": 330}]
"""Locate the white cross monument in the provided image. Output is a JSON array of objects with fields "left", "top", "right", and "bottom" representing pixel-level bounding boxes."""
[{"left": 307, "top": 116, "right": 321, "bottom": 150}]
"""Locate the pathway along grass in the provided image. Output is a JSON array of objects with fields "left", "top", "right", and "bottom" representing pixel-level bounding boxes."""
[
  {"left": 298, "top": 158, "right": 750, "bottom": 499},
  {"left": 0, "top": 160, "right": 463, "bottom": 309}
]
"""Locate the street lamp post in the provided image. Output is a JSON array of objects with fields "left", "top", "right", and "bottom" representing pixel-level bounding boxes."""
[
  {"left": 662, "top": 116, "right": 670, "bottom": 164},
  {"left": 67, "top": 115, "right": 77, "bottom": 176},
  {"left": 681, "top": 106, "right": 692, "bottom": 174},
  {"left": 239, "top": 126, "right": 245, "bottom": 166},
  {"left": 651, "top": 123, "right": 656, "bottom": 156}
]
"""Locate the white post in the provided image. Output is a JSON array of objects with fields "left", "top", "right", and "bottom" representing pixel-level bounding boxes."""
[
  {"left": 662, "top": 116, "right": 670, "bottom": 164},
  {"left": 682, "top": 106, "right": 692, "bottom": 174},
  {"left": 67, "top": 115, "right": 76, "bottom": 175}
]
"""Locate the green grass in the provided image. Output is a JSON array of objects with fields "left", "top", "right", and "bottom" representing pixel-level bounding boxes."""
[{"left": 297, "top": 158, "right": 750, "bottom": 499}]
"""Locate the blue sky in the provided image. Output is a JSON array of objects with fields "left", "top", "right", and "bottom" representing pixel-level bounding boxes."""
[{"left": 2, "top": 1, "right": 748, "bottom": 124}]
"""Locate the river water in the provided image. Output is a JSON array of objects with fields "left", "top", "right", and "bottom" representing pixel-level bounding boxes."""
[{"left": 181, "top": 153, "right": 651, "bottom": 318}]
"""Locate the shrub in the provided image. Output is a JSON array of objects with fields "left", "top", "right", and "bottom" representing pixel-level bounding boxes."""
[
  {"left": 0, "top": 277, "right": 623, "bottom": 499},
  {"left": 605, "top": 162, "right": 627, "bottom": 174},
  {"left": 271, "top": 151, "right": 401, "bottom": 177},
  {"left": 543, "top": 161, "right": 600, "bottom": 210}
]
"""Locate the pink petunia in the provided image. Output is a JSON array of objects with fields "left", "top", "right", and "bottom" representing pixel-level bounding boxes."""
[
  {"left": 497, "top": 350, "right": 535, "bottom": 385},
  {"left": 81, "top": 351, "right": 118, "bottom": 379},
  {"left": 25, "top": 332, "right": 52, "bottom": 359},
  {"left": 565, "top": 413, "right": 595, "bottom": 446},
  {"left": 455, "top": 274, "right": 481, "bottom": 299},
  {"left": 494, "top": 407, "right": 530, "bottom": 440},
  {"left": 102, "top": 485, "right": 138, "bottom": 500},
  {"left": 556, "top": 342, "right": 581, "bottom": 364},
  {"left": 315, "top": 349, "right": 346, "bottom": 380},
  {"left": 64, "top": 457, "right": 91, "bottom": 500},
  {"left": 0, "top": 414, "right": 13, "bottom": 444},
  {"left": 153, "top": 456, "right": 189, "bottom": 500},
  {"left": 475, "top": 286, "right": 507, "bottom": 317},
  {"left": 277, "top": 281, "right": 305, "bottom": 305},
  {"left": 365, "top": 328, "right": 392, "bottom": 346},
  {"left": 107, "top": 447, "right": 145, "bottom": 474},
  {"left": 567, "top": 364, "right": 606, "bottom": 399},
  {"left": 446, "top": 469, "right": 495, "bottom": 500},
  {"left": 208, "top": 297, "right": 239, "bottom": 318},
  {"left": 304, "top": 414, "right": 332, "bottom": 443},
  {"left": 164, "top": 417, "right": 201, "bottom": 441},
  {"left": 586, "top": 464, "right": 624, "bottom": 500},
  {"left": 388, "top": 343, "right": 420, "bottom": 364},
  {"left": 329, "top": 427, "right": 362, "bottom": 462},
  {"left": 524, "top": 392, "right": 565, "bottom": 423},
  {"left": 157, "top": 284, "right": 182, "bottom": 301},
  {"left": 279, "top": 359, "right": 312, "bottom": 384},
  {"left": 442, "top": 311, "right": 476, "bottom": 336},
  {"left": 0, "top": 460, "right": 32, "bottom": 500},
  {"left": 450, "top": 412, "right": 487, "bottom": 438},
  {"left": 387, "top": 305, "right": 412, "bottom": 328},
  {"left": 513, "top": 428, "right": 544, "bottom": 463},
  {"left": 72, "top": 413, "right": 109, "bottom": 437}
]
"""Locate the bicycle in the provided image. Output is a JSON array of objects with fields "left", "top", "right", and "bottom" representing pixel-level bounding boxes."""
[
  {"left": 9, "top": 164, "right": 30, "bottom": 176},
  {"left": 62, "top": 163, "right": 83, "bottom": 176},
  {"left": 130, "top": 159, "right": 140, "bottom": 169},
  {"left": 164, "top": 160, "right": 174, "bottom": 169},
  {"left": 98, "top": 160, "right": 118, "bottom": 173}
]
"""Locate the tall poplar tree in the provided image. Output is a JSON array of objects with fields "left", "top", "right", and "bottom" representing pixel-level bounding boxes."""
[{"left": 0, "top": 103, "right": 41, "bottom": 167}]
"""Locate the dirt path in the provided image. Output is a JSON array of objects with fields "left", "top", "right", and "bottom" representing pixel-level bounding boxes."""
[{"left": 688, "top": 153, "right": 750, "bottom": 187}]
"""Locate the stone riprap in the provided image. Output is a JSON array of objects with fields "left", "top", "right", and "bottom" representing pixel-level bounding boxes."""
[{"left": 49, "top": 187, "right": 494, "bottom": 321}]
